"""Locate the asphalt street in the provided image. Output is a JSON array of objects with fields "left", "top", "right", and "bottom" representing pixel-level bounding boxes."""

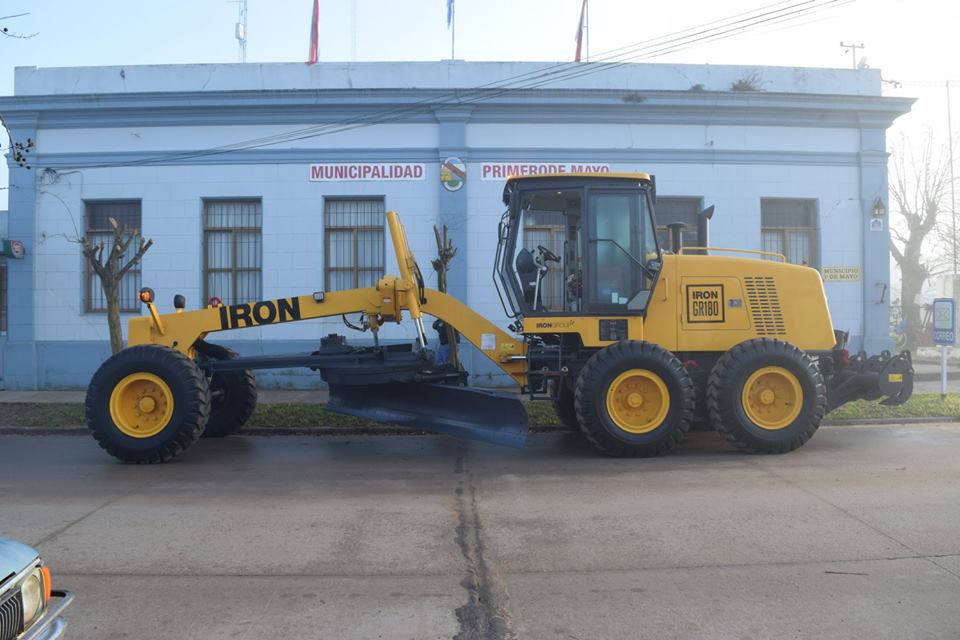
[{"left": 2, "top": 425, "right": 960, "bottom": 639}]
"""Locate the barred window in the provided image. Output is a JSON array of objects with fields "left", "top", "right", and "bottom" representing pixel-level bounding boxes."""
[
  {"left": 761, "top": 198, "right": 818, "bottom": 268},
  {"left": 204, "top": 200, "right": 263, "bottom": 306},
  {"left": 655, "top": 197, "right": 702, "bottom": 250},
  {"left": 324, "top": 198, "right": 385, "bottom": 291},
  {"left": 84, "top": 200, "right": 142, "bottom": 312},
  {"left": 522, "top": 210, "right": 566, "bottom": 311}
]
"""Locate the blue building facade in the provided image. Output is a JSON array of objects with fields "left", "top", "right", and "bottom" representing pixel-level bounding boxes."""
[{"left": 0, "top": 61, "right": 912, "bottom": 389}]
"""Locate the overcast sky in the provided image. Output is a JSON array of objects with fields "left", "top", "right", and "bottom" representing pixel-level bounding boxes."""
[{"left": 1, "top": 0, "right": 957, "bottom": 208}]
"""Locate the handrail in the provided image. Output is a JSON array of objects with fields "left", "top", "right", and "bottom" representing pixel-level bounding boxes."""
[{"left": 677, "top": 246, "right": 787, "bottom": 262}]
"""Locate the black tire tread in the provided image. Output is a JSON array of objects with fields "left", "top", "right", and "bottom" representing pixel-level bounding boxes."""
[
  {"left": 85, "top": 345, "right": 210, "bottom": 464},
  {"left": 551, "top": 379, "right": 579, "bottom": 429},
  {"left": 706, "top": 338, "right": 826, "bottom": 454},
  {"left": 574, "top": 341, "right": 695, "bottom": 457},
  {"left": 199, "top": 344, "right": 258, "bottom": 438}
]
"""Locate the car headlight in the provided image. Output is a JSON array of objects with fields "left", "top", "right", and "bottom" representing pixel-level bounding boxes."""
[{"left": 21, "top": 568, "right": 46, "bottom": 627}]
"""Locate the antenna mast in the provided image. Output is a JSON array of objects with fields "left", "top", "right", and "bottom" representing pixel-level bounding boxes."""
[
  {"left": 839, "top": 41, "right": 864, "bottom": 70},
  {"left": 234, "top": 0, "right": 248, "bottom": 63}
]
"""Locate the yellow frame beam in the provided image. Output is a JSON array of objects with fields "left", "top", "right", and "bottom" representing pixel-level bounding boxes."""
[{"left": 127, "top": 211, "right": 527, "bottom": 383}]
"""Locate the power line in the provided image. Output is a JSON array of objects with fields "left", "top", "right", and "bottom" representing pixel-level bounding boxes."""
[
  {"left": 97, "top": 0, "right": 838, "bottom": 165},
  {"left": 59, "top": 0, "right": 853, "bottom": 171}
]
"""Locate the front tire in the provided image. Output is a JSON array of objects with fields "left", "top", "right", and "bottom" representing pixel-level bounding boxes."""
[
  {"left": 550, "top": 379, "right": 579, "bottom": 429},
  {"left": 706, "top": 338, "right": 825, "bottom": 454},
  {"left": 85, "top": 345, "right": 211, "bottom": 463},
  {"left": 574, "top": 341, "right": 694, "bottom": 457},
  {"left": 196, "top": 343, "right": 258, "bottom": 438}
]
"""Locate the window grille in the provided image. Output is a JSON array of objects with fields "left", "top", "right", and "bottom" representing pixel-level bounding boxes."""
[
  {"left": 203, "top": 199, "right": 263, "bottom": 306},
  {"left": 655, "top": 197, "right": 702, "bottom": 250},
  {"left": 324, "top": 198, "right": 385, "bottom": 291},
  {"left": 84, "top": 200, "right": 142, "bottom": 312},
  {"left": 522, "top": 212, "right": 565, "bottom": 311},
  {"left": 761, "top": 198, "right": 818, "bottom": 268}
]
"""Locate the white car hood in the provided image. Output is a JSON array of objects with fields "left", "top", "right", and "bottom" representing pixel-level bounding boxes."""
[{"left": 0, "top": 538, "right": 39, "bottom": 586}]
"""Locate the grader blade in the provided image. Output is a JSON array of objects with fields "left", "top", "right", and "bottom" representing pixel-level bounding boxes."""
[{"left": 326, "top": 383, "right": 528, "bottom": 448}]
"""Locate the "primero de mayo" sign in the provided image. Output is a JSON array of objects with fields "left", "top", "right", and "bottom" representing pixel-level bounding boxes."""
[{"left": 480, "top": 163, "right": 611, "bottom": 180}]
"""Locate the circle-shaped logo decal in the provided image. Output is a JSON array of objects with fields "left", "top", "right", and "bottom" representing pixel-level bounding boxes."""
[{"left": 440, "top": 157, "right": 466, "bottom": 192}]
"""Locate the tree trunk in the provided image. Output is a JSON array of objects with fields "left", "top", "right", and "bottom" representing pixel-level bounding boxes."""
[
  {"left": 104, "top": 283, "right": 124, "bottom": 354},
  {"left": 900, "top": 268, "right": 927, "bottom": 349},
  {"left": 433, "top": 225, "right": 461, "bottom": 370}
]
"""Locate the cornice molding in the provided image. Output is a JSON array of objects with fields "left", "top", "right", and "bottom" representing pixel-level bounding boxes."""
[
  {"left": 0, "top": 88, "right": 914, "bottom": 130},
  {"left": 33, "top": 147, "right": 864, "bottom": 169}
]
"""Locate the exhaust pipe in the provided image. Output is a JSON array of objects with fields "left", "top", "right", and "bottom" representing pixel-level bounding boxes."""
[
  {"left": 695, "top": 205, "right": 715, "bottom": 256},
  {"left": 666, "top": 222, "right": 686, "bottom": 253}
]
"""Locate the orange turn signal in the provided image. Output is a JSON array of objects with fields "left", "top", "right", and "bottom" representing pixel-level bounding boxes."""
[
  {"left": 41, "top": 565, "right": 52, "bottom": 602},
  {"left": 139, "top": 287, "right": 155, "bottom": 304}
]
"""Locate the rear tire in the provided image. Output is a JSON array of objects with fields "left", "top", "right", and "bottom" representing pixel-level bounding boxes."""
[
  {"left": 574, "top": 341, "right": 694, "bottom": 457},
  {"left": 85, "top": 345, "right": 210, "bottom": 463},
  {"left": 706, "top": 338, "right": 825, "bottom": 454},
  {"left": 196, "top": 343, "right": 258, "bottom": 438}
]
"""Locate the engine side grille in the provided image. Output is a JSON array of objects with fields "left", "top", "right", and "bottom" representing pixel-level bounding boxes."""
[
  {"left": 744, "top": 276, "right": 786, "bottom": 336},
  {"left": 0, "top": 591, "right": 24, "bottom": 640}
]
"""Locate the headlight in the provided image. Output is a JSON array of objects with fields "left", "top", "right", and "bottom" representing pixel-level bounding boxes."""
[{"left": 21, "top": 568, "right": 46, "bottom": 627}]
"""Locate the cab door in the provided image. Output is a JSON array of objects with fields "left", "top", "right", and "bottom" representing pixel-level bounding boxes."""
[{"left": 584, "top": 189, "right": 661, "bottom": 315}]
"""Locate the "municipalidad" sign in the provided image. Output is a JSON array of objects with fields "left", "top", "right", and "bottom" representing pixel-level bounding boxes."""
[{"left": 310, "top": 163, "right": 426, "bottom": 181}]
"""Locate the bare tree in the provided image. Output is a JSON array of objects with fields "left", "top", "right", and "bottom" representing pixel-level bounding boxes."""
[
  {"left": 1, "top": 13, "right": 37, "bottom": 169},
  {"left": 81, "top": 217, "right": 153, "bottom": 353},
  {"left": 0, "top": 11, "right": 38, "bottom": 39},
  {"left": 431, "top": 224, "right": 461, "bottom": 369},
  {"left": 889, "top": 135, "right": 952, "bottom": 349}
]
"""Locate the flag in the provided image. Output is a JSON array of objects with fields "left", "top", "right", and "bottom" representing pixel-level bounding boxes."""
[
  {"left": 306, "top": 0, "right": 319, "bottom": 65},
  {"left": 446, "top": 0, "right": 454, "bottom": 28},
  {"left": 574, "top": 0, "right": 586, "bottom": 62}
]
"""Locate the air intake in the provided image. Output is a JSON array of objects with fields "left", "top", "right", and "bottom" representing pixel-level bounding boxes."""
[{"left": 744, "top": 276, "right": 786, "bottom": 336}]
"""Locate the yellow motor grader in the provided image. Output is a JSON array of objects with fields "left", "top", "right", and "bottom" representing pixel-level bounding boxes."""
[{"left": 85, "top": 173, "right": 913, "bottom": 462}]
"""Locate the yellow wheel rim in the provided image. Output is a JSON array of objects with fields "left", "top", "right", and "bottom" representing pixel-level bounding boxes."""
[
  {"left": 108, "top": 372, "right": 174, "bottom": 438},
  {"left": 741, "top": 366, "right": 803, "bottom": 430},
  {"left": 605, "top": 369, "right": 670, "bottom": 434}
]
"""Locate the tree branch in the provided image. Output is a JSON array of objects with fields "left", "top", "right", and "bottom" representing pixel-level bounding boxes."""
[{"left": 117, "top": 237, "right": 153, "bottom": 278}]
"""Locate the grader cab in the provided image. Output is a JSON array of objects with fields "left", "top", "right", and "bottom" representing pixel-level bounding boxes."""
[{"left": 85, "top": 173, "right": 913, "bottom": 463}]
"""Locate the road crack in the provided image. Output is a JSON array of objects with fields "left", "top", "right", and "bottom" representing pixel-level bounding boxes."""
[{"left": 453, "top": 446, "right": 516, "bottom": 640}]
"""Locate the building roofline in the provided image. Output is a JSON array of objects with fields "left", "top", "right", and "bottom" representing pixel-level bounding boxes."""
[{"left": 11, "top": 60, "right": 886, "bottom": 98}]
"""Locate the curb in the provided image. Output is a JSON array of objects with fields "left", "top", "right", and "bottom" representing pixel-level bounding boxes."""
[
  {"left": 1, "top": 420, "right": 956, "bottom": 436},
  {"left": 822, "top": 416, "right": 960, "bottom": 426}
]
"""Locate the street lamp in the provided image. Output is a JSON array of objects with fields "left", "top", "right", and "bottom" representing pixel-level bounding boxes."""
[{"left": 872, "top": 197, "right": 887, "bottom": 218}]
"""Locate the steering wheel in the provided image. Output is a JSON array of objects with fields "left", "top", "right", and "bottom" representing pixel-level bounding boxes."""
[{"left": 537, "top": 245, "right": 561, "bottom": 264}]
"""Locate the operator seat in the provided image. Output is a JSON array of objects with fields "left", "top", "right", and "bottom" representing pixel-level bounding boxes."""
[{"left": 515, "top": 248, "right": 539, "bottom": 307}]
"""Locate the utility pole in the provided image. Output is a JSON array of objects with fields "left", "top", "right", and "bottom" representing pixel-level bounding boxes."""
[
  {"left": 350, "top": 0, "right": 357, "bottom": 62},
  {"left": 948, "top": 80, "right": 958, "bottom": 278},
  {"left": 839, "top": 41, "right": 864, "bottom": 70}
]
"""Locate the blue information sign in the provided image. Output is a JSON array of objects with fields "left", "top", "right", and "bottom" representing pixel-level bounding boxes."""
[{"left": 932, "top": 297, "right": 955, "bottom": 345}]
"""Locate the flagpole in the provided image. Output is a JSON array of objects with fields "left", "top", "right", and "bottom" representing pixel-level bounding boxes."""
[
  {"left": 585, "top": 0, "right": 589, "bottom": 62},
  {"left": 451, "top": 1, "right": 456, "bottom": 59}
]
